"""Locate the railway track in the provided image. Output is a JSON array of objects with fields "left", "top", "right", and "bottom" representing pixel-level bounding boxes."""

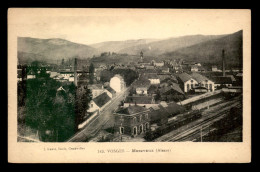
[
  {"left": 156, "top": 98, "right": 242, "bottom": 142},
  {"left": 163, "top": 109, "right": 230, "bottom": 141},
  {"left": 169, "top": 103, "right": 242, "bottom": 142}
]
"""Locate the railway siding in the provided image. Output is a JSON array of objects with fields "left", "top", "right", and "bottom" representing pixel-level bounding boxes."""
[{"left": 155, "top": 98, "right": 241, "bottom": 142}]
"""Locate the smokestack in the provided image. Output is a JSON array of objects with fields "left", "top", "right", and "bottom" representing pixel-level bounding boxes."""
[
  {"left": 74, "top": 58, "right": 77, "bottom": 86},
  {"left": 222, "top": 49, "right": 225, "bottom": 77}
]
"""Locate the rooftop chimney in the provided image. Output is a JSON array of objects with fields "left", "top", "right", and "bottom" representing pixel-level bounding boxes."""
[
  {"left": 222, "top": 49, "right": 226, "bottom": 77},
  {"left": 74, "top": 58, "right": 77, "bottom": 86}
]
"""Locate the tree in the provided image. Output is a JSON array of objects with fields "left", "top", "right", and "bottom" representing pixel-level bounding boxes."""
[
  {"left": 129, "top": 87, "right": 135, "bottom": 96},
  {"left": 24, "top": 77, "right": 79, "bottom": 142},
  {"left": 25, "top": 78, "right": 61, "bottom": 141},
  {"left": 18, "top": 80, "right": 26, "bottom": 107},
  {"left": 100, "top": 70, "right": 113, "bottom": 83},
  {"left": 53, "top": 85, "right": 76, "bottom": 141},
  {"left": 38, "top": 67, "right": 50, "bottom": 78},
  {"left": 75, "top": 85, "right": 92, "bottom": 128},
  {"left": 89, "top": 63, "right": 95, "bottom": 84}
]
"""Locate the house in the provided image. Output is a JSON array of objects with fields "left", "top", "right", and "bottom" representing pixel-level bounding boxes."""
[
  {"left": 172, "top": 64, "right": 183, "bottom": 73},
  {"left": 50, "top": 71, "right": 59, "bottom": 78},
  {"left": 88, "top": 92, "right": 111, "bottom": 112},
  {"left": 226, "top": 75, "right": 236, "bottom": 82},
  {"left": 163, "top": 83, "right": 184, "bottom": 94},
  {"left": 160, "top": 101, "right": 185, "bottom": 117},
  {"left": 147, "top": 85, "right": 159, "bottom": 95},
  {"left": 190, "top": 73, "right": 215, "bottom": 92},
  {"left": 123, "top": 96, "right": 157, "bottom": 108},
  {"left": 153, "top": 61, "right": 164, "bottom": 67},
  {"left": 212, "top": 65, "right": 218, "bottom": 72},
  {"left": 88, "top": 84, "right": 105, "bottom": 98},
  {"left": 190, "top": 65, "right": 199, "bottom": 72},
  {"left": 159, "top": 83, "right": 185, "bottom": 101},
  {"left": 211, "top": 76, "right": 233, "bottom": 89},
  {"left": 148, "top": 105, "right": 170, "bottom": 126},
  {"left": 195, "top": 63, "right": 201, "bottom": 66},
  {"left": 144, "top": 65, "right": 155, "bottom": 70},
  {"left": 141, "top": 69, "right": 157, "bottom": 74},
  {"left": 110, "top": 74, "right": 126, "bottom": 93},
  {"left": 161, "top": 66, "right": 170, "bottom": 73},
  {"left": 159, "top": 75, "right": 178, "bottom": 87},
  {"left": 134, "top": 77, "right": 151, "bottom": 86},
  {"left": 177, "top": 73, "right": 198, "bottom": 93},
  {"left": 182, "top": 61, "right": 196, "bottom": 66},
  {"left": 68, "top": 75, "right": 75, "bottom": 82},
  {"left": 105, "top": 86, "right": 116, "bottom": 98},
  {"left": 60, "top": 71, "right": 74, "bottom": 80},
  {"left": 136, "top": 87, "right": 148, "bottom": 95},
  {"left": 114, "top": 105, "right": 151, "bottom": 136},
  {"left": 27, "top": 70, "right": 36, "bottom": 79},
  {"left": 198, "top": 66, "right": 206, "bottom": 72},
  {"left": 146, "top": 73, "right": 160, "bottom": 85},
  {"left": 133, "top": 77, "right": 151, "bottom": 95}
]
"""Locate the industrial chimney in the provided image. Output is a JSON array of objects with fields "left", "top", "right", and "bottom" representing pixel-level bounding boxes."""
[
  {"left": 140, "top": 51, "right": 143, "bottom": 62},
  {"left": 74, "top": 58, "right": 77, "bottom": 86},
  {"left": 222, "top": 49, "right": 226, "bottom": 77}
]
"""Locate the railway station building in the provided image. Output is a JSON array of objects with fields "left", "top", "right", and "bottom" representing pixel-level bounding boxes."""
[{"left": 114, "top": 105, "right": 151, "bottom": 136}]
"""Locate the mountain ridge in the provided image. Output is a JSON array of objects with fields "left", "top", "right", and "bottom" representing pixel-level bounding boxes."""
[
  {"left": 17, "top": 30, "right": 242, "bottom": 67},
  {"left": 161, "top": 30, "right": 243, "bottom": 67},
  {"left": 18, "top": 37, "right": 100, "bottom": 63}
]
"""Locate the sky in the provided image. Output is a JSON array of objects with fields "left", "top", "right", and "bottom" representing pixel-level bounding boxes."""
[{"left": 9, "top": 9, "right": 250, "bottom": 45}]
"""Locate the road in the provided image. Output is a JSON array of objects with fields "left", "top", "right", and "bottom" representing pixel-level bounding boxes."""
[{"left": 68, "top": 86, "right": 131, "bottom": 142}]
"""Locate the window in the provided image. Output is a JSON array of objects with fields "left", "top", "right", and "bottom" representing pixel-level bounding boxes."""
[
  {"left": 133, "top": 127, "right": 137, "bottom": 135},
  {"left": 91, "top": 104, "right": 93, "bottom": 108},
  {"left": 120, "top": 127, "right": 124, "bottom": 134},
  {"left": 205, "top": 84, "right": 208, "bottom": 88},
  {"left": 139, "top": 125, "right": 143, "bottom": 133},
  {"left": 145, "top": 114, "right": 149, "bottom": 119},
  {"left": 139, "top": 115, "right": 142, "bottom": 122},
  {"left": 187, "top": 84, "right": 190, "bottom": 91},
  {"left": 119, "top": 117, "right": 124, "bottom": 123},
  {"left": 133, "top": 117, "right": 137, "bottom": 123},
  {"left": 145, "top": 123, "right": 149, "bottom": 130},
  {"left": 209, "top": 84, "right": 212, "bottom": 91}
]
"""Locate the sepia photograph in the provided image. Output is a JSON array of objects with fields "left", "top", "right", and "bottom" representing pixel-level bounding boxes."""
[{"left": 8, "top": 8, "right": 251, "bottom": 163}]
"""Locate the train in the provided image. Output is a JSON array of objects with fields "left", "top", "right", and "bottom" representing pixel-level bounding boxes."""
[{"left": 145, "top": 110, "right": 202, "bottom": 141}]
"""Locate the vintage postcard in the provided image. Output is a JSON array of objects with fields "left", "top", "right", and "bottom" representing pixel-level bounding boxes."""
[{"left": 8, "top": 8, "right": 251, "bottom": 163}]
